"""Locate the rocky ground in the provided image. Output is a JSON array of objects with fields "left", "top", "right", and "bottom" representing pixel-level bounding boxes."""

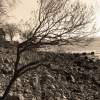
[{"left": 0, "top": 46, "right": 100, "bottom": 100}]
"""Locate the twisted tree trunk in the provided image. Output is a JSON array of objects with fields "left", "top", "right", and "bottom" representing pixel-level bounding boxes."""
[{"left": 1, "top": 75, "right": 17, "bottom": 100}]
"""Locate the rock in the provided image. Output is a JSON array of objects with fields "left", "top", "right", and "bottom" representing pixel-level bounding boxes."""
[{"left": 18, "top": 94, "right": 24, "bottom": 100}]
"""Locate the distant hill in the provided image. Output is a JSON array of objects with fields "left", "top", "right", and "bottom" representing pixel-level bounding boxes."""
[
  {"left": 63, "top": 38, "right": 100, "bottom": 51},
  {"left": 40, "top": 38, "right": 100, "bottom": 58},
  {"left": 64, "top": 38, "right": 100, "bottom": 57}
]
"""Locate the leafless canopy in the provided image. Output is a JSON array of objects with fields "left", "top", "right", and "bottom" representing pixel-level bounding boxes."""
[
  {"left": 3, "top": 23, "right": 21, "bottom": 42},
  {"left": 20, "top": 0, "right": 95, "bottom": 51}
]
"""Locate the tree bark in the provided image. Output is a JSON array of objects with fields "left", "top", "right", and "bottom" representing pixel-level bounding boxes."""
[{"left": 1, "top": 75, "right": 17, "bottom": 100}]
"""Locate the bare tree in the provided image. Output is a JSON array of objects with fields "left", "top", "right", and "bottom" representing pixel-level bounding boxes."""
[
  {"left": 3, "top": 24, "right": 21, "bottom": 42},
  {"left": 0, "top": 0, "right": 96, "bottom": 99},
  {"left": 21, "top": 0, "right": 95, "bottom": 46}
]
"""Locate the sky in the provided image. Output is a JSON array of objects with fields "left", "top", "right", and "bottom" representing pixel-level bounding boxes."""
[
  {"left": 4, "top": 0, "right": 100, "bottom": 38},
  {"left": 95, "top": 0, "right": 100, "bottom": 36},
  {"left": 6, "top": 0, "right": 38, "bottom": 24}
]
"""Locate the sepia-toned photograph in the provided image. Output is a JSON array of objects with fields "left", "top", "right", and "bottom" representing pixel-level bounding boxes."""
[{"left": 0, "top": 0, "right": 100, "bottom": 100}]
